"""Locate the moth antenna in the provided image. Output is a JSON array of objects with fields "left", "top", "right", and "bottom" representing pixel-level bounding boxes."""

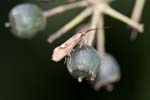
[
  {"left": 85, "top": 26, "right": 110, "bottom": 33},
  {"left": 85, "top": 28, "right": 99, "bottom": 34},
  {"left": 78, "top": 27, "right": 110, "bottom": 35}
]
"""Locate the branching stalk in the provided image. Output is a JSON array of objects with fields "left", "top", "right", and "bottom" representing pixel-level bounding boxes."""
[
  {"left": 47, "top": 8, "right": 92, "bottom": 43},
  {"left": 130, "top": 0, "right": 145, "bottom": 40},
  {"left": 46, "top": 0, "right": 145, "bottom": 45},
  {"left": 103, "top": 5, "right": 144, "bottom": 32},
  {"left": 43, "top": 1, "right": 88, "bottom": 17}
]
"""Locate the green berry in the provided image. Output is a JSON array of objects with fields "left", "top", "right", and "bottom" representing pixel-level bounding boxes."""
[
  {"left": 66, "top": 45, "right": 100, "bottom": 82},
  {"left": 91, "top": 53, "right": 121, "bottom": 91},
  {"left": 9, "top": 3, "right": 46, "bottom": 39}
]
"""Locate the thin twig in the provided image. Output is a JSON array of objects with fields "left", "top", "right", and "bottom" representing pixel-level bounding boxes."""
[
  {"left": 103, "top": 5, "right": 144, "bottom": 32},
  {"left": 47, "top": 8, "right": 92, "bottom": 43},
  {"left": 97, "top": 12, "right": 105, "bottom": 53},
  {"left": 130, "top": 0, "right": 145, "bottom": 40},
  {"left": 43, "top": 1, "right": 88, "bottom": 17}
]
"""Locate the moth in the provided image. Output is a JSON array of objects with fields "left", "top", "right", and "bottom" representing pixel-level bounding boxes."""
[{"left": 52, "top": 29, "right": 97, "bottom": 62}]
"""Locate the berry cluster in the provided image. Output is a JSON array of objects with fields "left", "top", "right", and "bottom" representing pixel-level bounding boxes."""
[{"left": 6, "top": 0, "right": 145, "bottom": 91}]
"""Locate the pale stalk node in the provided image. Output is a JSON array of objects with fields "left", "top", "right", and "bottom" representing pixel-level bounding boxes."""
[{"left": 130, "top": 0, "right": 145, "bottom": 40}]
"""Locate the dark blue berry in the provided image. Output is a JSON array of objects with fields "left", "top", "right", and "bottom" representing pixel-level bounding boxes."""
[
  {"left": 67, "top": 45, "right": 100, "bottom": 82},
  {"left": 9, "top": 3, "right": 47, "bottom": 39}
]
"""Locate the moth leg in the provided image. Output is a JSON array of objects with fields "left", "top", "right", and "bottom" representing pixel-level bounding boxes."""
[
  {"left": 64, "top": 52, "right": 71, "bottom": 64},
  {"left": 67, "top": 48, "right": 74, "bottom": 56},
  {"left": 64, "top": 53, "right": 72, "bottom": 64},
  {"left": 64, "top": 57, "right": 67, "bottom": 64},
  {"left": 79, "top": 35, "right": 87, "bottom": 48},
  {"left": 79, "top": 39, "right": 84, "bottom": 48}
]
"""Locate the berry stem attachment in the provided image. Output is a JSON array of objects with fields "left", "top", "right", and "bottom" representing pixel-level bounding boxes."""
[
  {"left": 103, "top": 5, "right": 144, "bottom": 32},
  {"left": 97, "top": 12, "right": 105, "bottom": 53},
  {"left": 47, "top": 8, "right": 92, "bottom": 43},
  {"left": 130, "top": 0, "right": 145, "bottom": 40},
  {"left": 87, "top": 7, "right": 100, "bottom": 46},
  {"left": 43, "top": 1, "right": 88, "bottom": 17}
]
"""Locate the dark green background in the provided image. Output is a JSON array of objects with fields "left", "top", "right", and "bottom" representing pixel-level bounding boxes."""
[{"left": 0, "top": 0, "right": 149, "bottom": 100}]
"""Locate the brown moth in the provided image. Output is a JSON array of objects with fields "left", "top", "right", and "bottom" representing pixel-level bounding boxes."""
[{"left": 52, "top": 29, "right": 97, "bottom": 62}]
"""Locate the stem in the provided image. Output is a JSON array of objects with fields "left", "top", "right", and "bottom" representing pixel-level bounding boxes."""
[
  {"left": 47, "top": 8, "right": 92, "bottom": 43},
  {"left": 43, "top": 1, "right": 88, "bottom": 17},
  {"left": 103, "top": 5, "right": 144, "bottom": 32},
  {"left": 97, "top": 12, "right": 105, "bottom": 53},
  {"left": 131, "top": 0, "right": 145, "bottom": 22},
  {"left": 130, "top": 0, "right": 145, "bottom": 40},
  {"left": 87, "top": 7, "right": 100, "bottom": 46}
]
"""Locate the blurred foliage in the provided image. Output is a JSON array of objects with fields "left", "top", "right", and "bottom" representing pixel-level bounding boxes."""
[{"left": 0, "top": 0, "right": 149, "bottom": 100}]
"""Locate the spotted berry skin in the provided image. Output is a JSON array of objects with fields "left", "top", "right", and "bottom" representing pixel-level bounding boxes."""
[
  {"left": 9, "top": 3, "right": 46, "bottom": 39},
  {"left": 91, "top": 53, "right": 121, "bottom": 91},
  {"left": 66, "top": 45, "right": 100, "bottom": 82}
]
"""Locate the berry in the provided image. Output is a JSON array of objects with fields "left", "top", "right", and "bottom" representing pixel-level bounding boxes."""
[
  {"left": 91, "top": 53, "right": 121, "bottom": 91},
  {"left": 8, "top": 3, "right": 47, "bottom": 39},
  {"left": 66, "top": 45, "right": 100, "bottom": 82}
]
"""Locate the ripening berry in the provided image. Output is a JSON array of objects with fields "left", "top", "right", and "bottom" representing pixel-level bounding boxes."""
[
  {"left": 66, "top": 45, "right": 100, "bottom": 82},
  {"left": 8, "top": 3, "right": 46, "bottom": 39},
  {"left": 91, "top": 53, "right": 121, "bottom": 91}
]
